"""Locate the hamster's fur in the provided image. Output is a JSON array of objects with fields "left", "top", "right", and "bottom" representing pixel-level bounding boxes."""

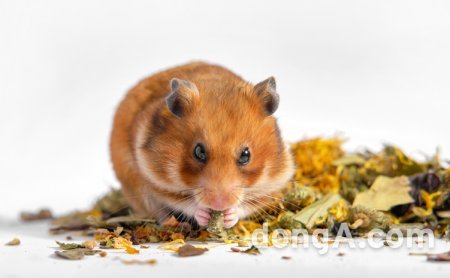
[{"left": 110, "top": 62, "right": 294, "bottom": 228}]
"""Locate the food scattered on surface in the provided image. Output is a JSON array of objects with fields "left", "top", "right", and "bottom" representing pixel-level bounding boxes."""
[
  {"left": 410, "top": 251, "right": 450, "bottom": 262},
  {"left": 55, "top": 250, "right": 85, "bottom": 260},
  {"left": 242, "top": 245, "right": 261, "bottom": 255},
  {"left": 82, "top": 240, "right": 97, "bottom": 250},
  {"left": 5, "top": 238, "right": 21, "bottom": 246},
  {"left": 56, "top": 241, "right": 84, "bottom": 250},
  {"left": 281, "top": 256, "right": 291, "bottom": 260},
  {"left": 230, "top": 245, "right": 261, "bottom": 255},
  {"left": 207, "top": 210, "right": 226, "bottom": 239},
  {"left": 177, "top": 244, "right": 208, "bottom": 257},
  {"left": 20, "top": 208, "right": 53, "bottom": 222},
  {"left": 121, "top": 259, "right": 157, "bottom": 265},
  {"left": 237, "top": 240, "right": 249, "bottom": 247},
  {"left": 43, "top": 137, "right": 449, "bottom": 262},
  {"left": 99, "top": 251, "right": 107, "bottom": 257},
  {"left": 353, "top": 176, "right": 414, "bottom": 211},
  {"left": 426, "top": 252, "right": 450, "bottom": 262}
]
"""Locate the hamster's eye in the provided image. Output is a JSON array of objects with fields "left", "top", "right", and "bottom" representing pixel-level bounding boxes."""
[
  {"left": 193, "top": 143, "right": 207, "bottom": 163},
  {"left": 238, "top": 148, "right": 251, "bottom": 165}
]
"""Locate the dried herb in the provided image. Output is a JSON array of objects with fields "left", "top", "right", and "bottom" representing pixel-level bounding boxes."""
[
  {"left": 283, "top": 186, "right": 316, "bottom": 211},
  {"left": 20, "top": 208, "right": 53, "bottom": 221},
  {"left": 353, "top": 176, "right": 414, "bottom": 211},
  {"left": 426, "top": 252, "right": 450, "bottom": 262},
  {"left": 207, "top": 210, "right": 225, "bottom": 236},
  {"left": 281, "top": 256, "right": 291, "bottom": 260},
  {"left": 177, "top": 244, "right": 208, "bottom": 257},
  {"left": 5, "top": 238, "right": 20, "bottom": 246},
  {"left": 55, "top": 250, "right": 85, "bottom": 260},
  {"left": 277, "top": 211, "right": 303, "bottom": 230},
  {"left": 82, "top": 240, "right": 97, "bottom": 250},
  {"left": 237, "top": 240, "right": 249, "bottom": 247},
  {"left": 121, "top": 259, "right": 157, "bottom": 265},
  {"left": 83, "top": 250, "right": 102, "bottom": 256},
  {"left": 348, "top": 205, "right": 389, "bottom": 232},
  {"left": 230, "top": 245, "right": 261, "bottom": 255},
  {"left": 94, "top": 188, "right": 129, "bottom": 217},
  {"left": 46, "top": 137, "right": 450, "bottom": 249},
  {"left": 242, "top": 245, "right": 261, "bottom": 255},
  {"left": 294, "top": 193, "right": 341, "bottom": 229},
  {"left": 56, "top": 241, "right": 84, "bottom": 250}
]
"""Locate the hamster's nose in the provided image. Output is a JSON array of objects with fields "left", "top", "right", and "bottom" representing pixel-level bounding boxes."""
[
  {"left": 209, "top": 197, "right": 228, "bottom": 211},
  {"left": 204, "top": 190, "right": 236, "bottom": 211}
]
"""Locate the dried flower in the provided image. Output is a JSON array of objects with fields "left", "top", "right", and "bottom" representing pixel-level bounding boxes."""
[{"left": 348, "top": 205, "right": 389, "bottom": 232}]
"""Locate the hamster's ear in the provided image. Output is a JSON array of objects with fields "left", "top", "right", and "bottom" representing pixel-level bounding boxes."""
[
  {"left": 166, "top": 78, "right": 199, "bottom": 118},
  {"left": 254, "top": 76, "right": 280, "bottom": 115}
]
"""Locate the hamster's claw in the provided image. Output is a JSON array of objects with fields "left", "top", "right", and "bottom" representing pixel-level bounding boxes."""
[
  {"left": 194, "top": 207, "right": 211, "bottom": 227},
  {"left": 223, "top": 207, "right": 239, "bottom": 228}
]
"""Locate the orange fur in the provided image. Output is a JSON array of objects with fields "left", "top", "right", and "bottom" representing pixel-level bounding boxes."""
[{"left": 110, "top": 62, "right": 294, "bottom": 222}]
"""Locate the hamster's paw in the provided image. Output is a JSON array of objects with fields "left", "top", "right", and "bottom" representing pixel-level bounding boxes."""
[
  {"left": 194, "top": 206, "right": 211, "bottom": 227},
  {"left": 224, "top": 207, "right": 239, "bottom": 228}
]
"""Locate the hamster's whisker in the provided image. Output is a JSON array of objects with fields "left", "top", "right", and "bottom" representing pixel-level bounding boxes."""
[
  {"left": 125, "top": 190, "right": 202, "bottom": 226},
  {"left": 150, "top": 192, "right": 201, "bottom": 221},
  {"left": 241, "top": 199, "right": 271, "bottom": 220},
  {"left": 233, "top": 192, "right": 273, "bottom": 219},
  {"left": 248, "top": 191, "right": 305, "bottom": 211},
  {"left": 157, "top": 192, "right": 204, "bottom": 232},
  {"left": 244, "top": 194, "right": 281, "bottom": 211}
]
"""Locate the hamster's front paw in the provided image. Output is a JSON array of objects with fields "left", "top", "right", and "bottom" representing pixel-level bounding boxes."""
[
  {"left": 224, "top": 207, "right": 239, "bottom": 228},
  {"left": 194, "top": 206, "right": 211, "bottom": 227}
]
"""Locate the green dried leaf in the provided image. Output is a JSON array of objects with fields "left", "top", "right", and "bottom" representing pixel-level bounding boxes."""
[
  {"left": 294, "top": 192, "right": 341, "bottom": 229},
  {"left": 56, "top": 241, "right": 84, "bottom": 250},
  {"left": 207, "top": 210, "right": 226, "bottom": 238},
  {"left": 94, "top": 188, "right": 128, "bottom": 214},
  {"left": 55, "top": 250, "right": 85, "bottom": 260},
  {"left": 105, "top": 216, "right": 157, "bottom": 225},
  {"left": 242, "top": 245, "right": 261, "bottom": 255},
  {"left": 277, "top": 211, "right": 304, "bottom": 229},
  {"left": 283, "top": 186, "right": 316, "bottom": 211},
  {"left": 353, "top": 176, "right": 414, "bottom": 211}
]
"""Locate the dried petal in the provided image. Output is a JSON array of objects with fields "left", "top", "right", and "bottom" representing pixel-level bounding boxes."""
[{"left": 177, "top": 244, "right": 208, "bottom": 257}]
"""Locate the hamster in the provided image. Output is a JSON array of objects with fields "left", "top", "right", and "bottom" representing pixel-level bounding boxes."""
[{"left": 110, "top": 62, "right": 294, "bottom": 228}]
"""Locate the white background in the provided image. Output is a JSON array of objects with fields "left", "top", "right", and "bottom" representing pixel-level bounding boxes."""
[{"left": 1, "top": 0, "right": 449, "bottom": 219}]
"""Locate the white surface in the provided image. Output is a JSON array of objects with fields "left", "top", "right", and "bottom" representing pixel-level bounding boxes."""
[
  {"left": 1, "top": 0, "right": 450, "bottom": 277},
  {"left": 1, "top": 219, "right": 450, "bottom": 278}
]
